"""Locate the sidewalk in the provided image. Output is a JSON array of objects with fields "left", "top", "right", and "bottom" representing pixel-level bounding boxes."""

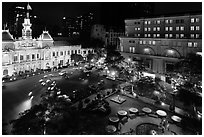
[{"left": 122, "top": 91, "right": 190, "bottom": 117}]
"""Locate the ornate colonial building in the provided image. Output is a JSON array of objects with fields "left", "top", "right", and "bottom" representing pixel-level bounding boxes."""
[{"left": 2, "top": 4, "right": 93, "bottom": 77}]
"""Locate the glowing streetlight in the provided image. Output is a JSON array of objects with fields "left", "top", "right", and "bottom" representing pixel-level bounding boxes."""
[{"left": 111, "top": 71, "right": 116, "bottom": 76}]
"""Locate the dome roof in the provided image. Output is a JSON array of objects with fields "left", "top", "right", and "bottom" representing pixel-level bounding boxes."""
[
  {"left": 2, "top": 30, "right": 14, "bottom": 42},
  {"left": 40, "top": 31, "right": 53, "bottom": 41}
]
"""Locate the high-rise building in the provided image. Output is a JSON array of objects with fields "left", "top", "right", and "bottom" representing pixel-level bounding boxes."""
[{"left": 61, "top": 12, "right": 95, "bottom": 38}]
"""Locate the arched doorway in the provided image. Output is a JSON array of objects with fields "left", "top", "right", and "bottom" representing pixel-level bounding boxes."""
[{"left": 163, "top": 49, "right": 181, "bottom": 58}]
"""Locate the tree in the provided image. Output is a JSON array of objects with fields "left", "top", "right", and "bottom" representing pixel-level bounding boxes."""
[
  {"left": 106, "top": 50, "right": 124, "bottom": 65},
  {"left": 174, "top": 53, "right": 202, "bottom": 75},
  {"left": 71, "top": 54, "right": 83, "bottom": 63},
  {"left": 86, "top": 53, "right": 96, "bottom": 62}
]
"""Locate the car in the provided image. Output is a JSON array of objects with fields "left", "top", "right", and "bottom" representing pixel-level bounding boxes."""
[
  {"left": 39, "top": 79, "right": 43, "bottom": 83},
  {"left": 9, "top": 77, "right": 17, "bottom": 81},
  {"left": 41, "top": 82, "right": 46, "bottom": 86},
  {"left": 44, "top": 75, "right": 48, "bottom": 78},
  {"left": 46, "top": 79, "right": 51, "bottom": 83},
  {"left": 59, "top": 71, "right": 66, "bottom": 76}
]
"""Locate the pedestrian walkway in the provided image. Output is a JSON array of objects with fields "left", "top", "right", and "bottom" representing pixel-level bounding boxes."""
[{"left": 119, "top": 115, "right": 193, "bottom": 135}]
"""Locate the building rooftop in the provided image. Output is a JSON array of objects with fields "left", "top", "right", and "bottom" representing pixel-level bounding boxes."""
[
  {"left": 2, "top": 30, "right": 14, "bottom": 42},
  {"left": 39, "top": 31, "right": 53, "bottom": 41},
  {"left": 125, "top": 12, "right": 202, "bottom": 21}
]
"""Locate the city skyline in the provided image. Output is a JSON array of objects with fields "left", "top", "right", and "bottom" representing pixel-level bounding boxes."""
[{"left": 3, "top": 2, "right": 201, "bottom": 27}]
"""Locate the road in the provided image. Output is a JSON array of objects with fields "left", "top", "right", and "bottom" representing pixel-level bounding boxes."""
[{"left": 2, "top": 65, "right": 119, "bottom": 134}]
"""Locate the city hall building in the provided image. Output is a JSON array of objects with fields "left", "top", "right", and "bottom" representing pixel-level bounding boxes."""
[
  {"left": 2, "top": 4, "right": 94, "bottom": 77},
  {"left": 119, "top": 14, "right": 202, "bottom": 79}
]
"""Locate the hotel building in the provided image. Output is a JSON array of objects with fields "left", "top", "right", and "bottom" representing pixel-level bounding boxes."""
[{"left": 119, "top": 14, "right": 202, "bottom": 79}]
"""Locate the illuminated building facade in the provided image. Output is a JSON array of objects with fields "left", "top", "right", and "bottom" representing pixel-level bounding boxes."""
[
  {"left": 119, "top": 14, "right": 202, "bottom": 79},
  {"left": 2, "top": 4, "right": 94, "bottom": 77}
]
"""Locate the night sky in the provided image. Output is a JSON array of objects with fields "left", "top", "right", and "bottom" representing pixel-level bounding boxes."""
[{"left": 2, "top": 2, "right": 202, "bottom": 27}]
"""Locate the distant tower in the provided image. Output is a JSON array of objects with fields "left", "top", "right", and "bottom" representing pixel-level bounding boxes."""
[{"left": 22, "top": 3, "right": 32, "bottom": 40}]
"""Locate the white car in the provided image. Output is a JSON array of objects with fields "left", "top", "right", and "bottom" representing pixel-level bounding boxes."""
[
  {"left": 59, "top": 71, "right": 66, "bottom": 76},
  {"left": 39, "top": 79, "right": 43, "bottom": 83},
  {"left": 46, "top": 79, "right": 51, "bottom": 83},
  {"left": 41, "top": 82, "right": 46, "bottom": 86},
  {"left": 44, "top": 75, "right": 48, "bottom": 78}
]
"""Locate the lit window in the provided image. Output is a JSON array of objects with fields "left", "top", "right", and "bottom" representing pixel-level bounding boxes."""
[
  {"left": 176, "top": 27, "right": 179, "bottom": 31},
  {"left": 191, "top": 18, "right": 194, "bottom": 23},
  {"left": 196, "top": 34, "right": 199, "bottom": 38},
  {"left": 157, "top": 27, "right": 160, "bottom": 31},
  {"left": 148, "top": 34, "right": 151, "bottom": 37},
  {"left": 144, "top": 34, "right": 147, "bottom": 37},
  {"left": 191, "top": 26, "right": 194, "bottom": 31},
  {"left": 191, "top": 34, "right": 194, "bottom": 38},
  {"left": 169, "top": 20, "right": 173, "bottom": 23},
  {"left": 148, "top": 21, "right": 151, "bottom": 24},
  {"left": 132, "top": 47, "right": 135, "bottom": 53},
  {"left": 138, "top": 28, "right": 141, "bottom": 31},
  {"left": 145, "top": 21, "right": 148, "bottom": 24},
  {"left": 135, "top": 28, "right": 137, "bottom": 31},
  {"left": 165, "top": 34, "right": 168, "bottom": 38},
  {"left": 196, "top": 18, "right": 199, "bottom": 22},
  {"left": 196, "top": 26, "right": 200, "bottom": 31},
  {"left": 180, "top": 26, "right": 184, "bottom": 31},
  {"left": 165, "top": 27, "right": 168, "bottom": 31},
  {"left": 165, "top": 20, "right": 169, "bottom": 24},
  {"left": 140, "top": 41, "right": 143, "bottom": 44},
  {"left": 153, "top": 34, "right": 156, "bottom": 38},
  {"left": 129, "top": 47, "right": 132, "bottom": 52},
  {"left": 153, "top": 27, "right": 156, "bottom": 31},
  {"left": 138, "top": 34, "right": 140, "bottom": 37},
  {"left": 169, "top": 27, "right": 173, "bottom": 31},
  {"left": 176, "top": 34, "right": 179, "bottom": 38},
  {"left": 194, "top": 42, "right": 198, "bottom": 47},
  {"left": 188, "top": 42, "right": 192, "bottom": 47},
  {"left": 152, "top": 41, "right": 156, "bottom": 45},
  {"left": 148, "top": 27, "right": 151, "bottom": 31},
  {"left": 157, "top": 20, "right": 160, "bottom": 24},
  {"left": 149, "top": 41, "right": 152, "bottom": 44},
  {"left": 143, "top": 41, "right": 146, "bottom": 44},
  {"left": 169, "top": 34, "right": 173, "bottom": 38},
  {"left": 180, "top": 34, "right": 184, "bottom": 38},
  {"left": 157, "top": 34, "right": 160, "bottom": 37},
  {"left": 144, "top": 28, "right": 147, "bottom": 31}
]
